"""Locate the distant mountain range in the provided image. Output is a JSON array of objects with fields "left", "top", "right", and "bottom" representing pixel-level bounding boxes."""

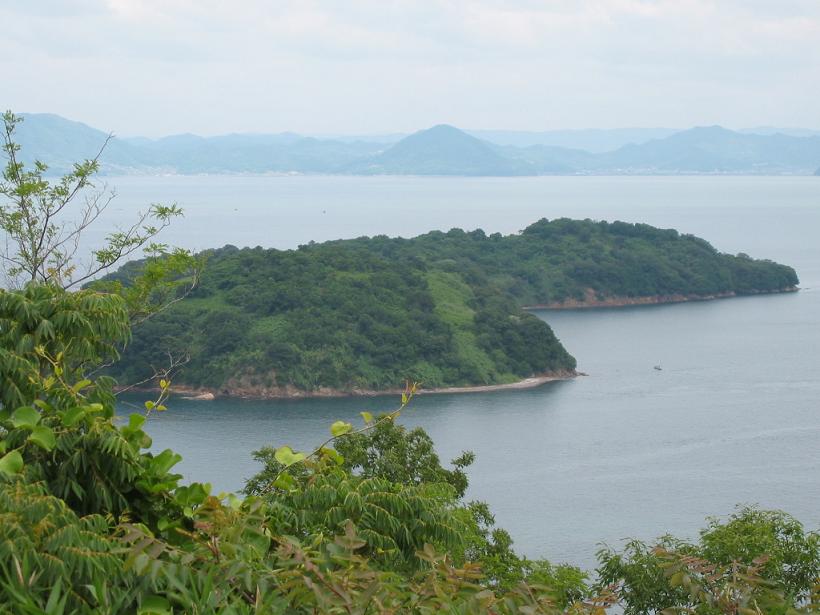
[{"left": 13, "top": 113, "right": 820, "bottom": 176}]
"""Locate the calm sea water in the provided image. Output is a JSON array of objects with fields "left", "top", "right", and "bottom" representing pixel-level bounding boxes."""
[{"left": 112, "top": 175, "right": 819, "bottom": 569}]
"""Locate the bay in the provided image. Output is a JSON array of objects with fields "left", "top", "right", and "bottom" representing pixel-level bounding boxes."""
[{"left": 113, "top": 175, "right": 820, "bottom": 569}]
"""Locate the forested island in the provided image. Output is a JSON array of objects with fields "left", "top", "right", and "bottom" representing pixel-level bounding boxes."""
[{"left": 109, "top": 218, "right": 798, "bottom": 397}]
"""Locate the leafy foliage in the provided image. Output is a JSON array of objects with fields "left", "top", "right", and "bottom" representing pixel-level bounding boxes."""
[
  {"left": 596, "top": 507, "right": 820, "bottom": 614},
  {"left": 0, "top": 479, "right": 136, "bottom": 614},
  {"left": 0, "top": 283, "right": 129, "bottom": 409},
  {"left": 333, "top": 416, "right": 474, "bottom": 498},
  {"left": 268, "top": 469, "right": 468, "bottom": 572},
  {"left": 698, "top": 508, "right": 820, "bottom": 602}
]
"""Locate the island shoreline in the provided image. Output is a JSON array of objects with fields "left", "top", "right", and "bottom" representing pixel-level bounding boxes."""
[
  {"left": 522, "top": 287, "right": 798, "bottom": 310},
  {"left": 119, "top": 289, "right": 799, "bottom": 401},
  {"left": 119, "top": 370, "right": 580, "bottom": 401}
]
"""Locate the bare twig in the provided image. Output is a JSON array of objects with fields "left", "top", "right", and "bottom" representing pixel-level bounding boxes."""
[{"left": 114, "top": 352, "right": 191, "bottom": 399}]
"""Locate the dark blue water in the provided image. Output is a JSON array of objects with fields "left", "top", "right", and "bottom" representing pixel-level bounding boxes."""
[{"left": 112, "top": 176, "right": 819, "bottom": 569}]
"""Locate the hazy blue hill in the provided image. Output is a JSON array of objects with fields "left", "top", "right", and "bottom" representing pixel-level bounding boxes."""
[
  {"left": 141, "top": 134, "right": 383, "bottom": 174},
  {"left": 113, "top": 131, "right": 383, "bottom": 173},
  {"left": 346, "top": 124, "right": 535, "bottom": 176},
  {"left": 469, "top": 127, "right": 680, "bottom": 152},
  {"left": 16, "top": 113, "right": 149, "bottom": 173},
  {"left": 13, "top": 114, "right": 383, "bottom": 174},
  {"left": 595, "top": 126, "right": 820, "bottom": 173}
]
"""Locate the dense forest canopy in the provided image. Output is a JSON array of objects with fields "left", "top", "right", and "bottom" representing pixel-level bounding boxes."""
[{"left": 108, "top": 218, "right": 798, "bottom": 394}]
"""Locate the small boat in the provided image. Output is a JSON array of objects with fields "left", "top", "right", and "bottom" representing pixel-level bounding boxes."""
[{"left": 653, "top": 365, "right": 662, "bottom": 371}]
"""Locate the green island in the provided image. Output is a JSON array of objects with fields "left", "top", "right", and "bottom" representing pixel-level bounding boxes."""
[{"left": 109, "top": 218, "right": 798, "bottom": 397}]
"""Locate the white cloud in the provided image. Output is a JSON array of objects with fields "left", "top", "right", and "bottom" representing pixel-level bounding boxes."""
[{"left": 1, "top": 0, "right": 817, "bottom": 134}]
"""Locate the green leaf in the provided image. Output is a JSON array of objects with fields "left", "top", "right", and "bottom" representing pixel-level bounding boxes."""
[
  {"left": 330, "top": 420, "right": 353, "bottom": 437},
  {"left": 243, "top": 527, "right": 271, "bottom": 557},
  {"left": 360, "top": 411, "right": 373, "bottom": 424},
  {"left": 273, "top": 471, "right": 296, "bottom": 491},
  {"left": 174, "top": 482, "right": 211, "bottom": 507},
  {"left": 28, "top": 425, "right": 56, "bottom": 451},
  {"left": 320, "top": 447, "right": 344, "bottom": 466},
  {"left": 61, "top": 406, "right": 86, "bottom": 427},
  {"left": 128, "top": 413, "right": 146, "bottom": 430},
  {"left": 11, "top": 406, "right": 40, "bottom": 429},
  {"left": 71, "top": 379, "right": 91, "bottom": 394},
  {"left": 670, "top": 571, "right": 684, "bottom": 587},
  {"left": 144, "top": 400, "right": 155, "bottom": 411},
  {"left": 150, "top": 449, "right": 183, "bottom": 476},
  {"left": 138, "top": 595, "right": 171, "bottom": 615},
  {"left": 274, "top": 446, "right": 305, "bottom": 467},
  {"left": 0, "top": 451, "right": 23, "bottom": 476},
  {"left": 44, "top": 576, "right": 66, "bottom": 614}
]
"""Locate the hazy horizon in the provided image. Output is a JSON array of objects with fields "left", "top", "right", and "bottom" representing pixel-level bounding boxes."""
[
  {"left": 3, "top": 1, "right": 819, "bottom": 137},
  {"left": 16, "top": 112, "right": 820, "bottom": 142}
]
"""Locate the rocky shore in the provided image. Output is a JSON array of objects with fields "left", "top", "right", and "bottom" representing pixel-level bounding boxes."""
[{"left": 523, "top": 287, "right": 798, "bottom": 310}]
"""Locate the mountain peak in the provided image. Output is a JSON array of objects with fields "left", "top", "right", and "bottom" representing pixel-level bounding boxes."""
[
  {"left": 425, "top": 123, "right": 463, "bottom": 133},
  {"left": 403, "top": 124, "right": 479, "bottom": 144},
  {"left": 347, "top": 124, "right": 534, "bottom": 176}
]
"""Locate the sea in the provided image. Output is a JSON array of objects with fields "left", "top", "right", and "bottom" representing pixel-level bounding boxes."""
[{"left": 109, "top": 175, "right": 819, "bottom": 570}]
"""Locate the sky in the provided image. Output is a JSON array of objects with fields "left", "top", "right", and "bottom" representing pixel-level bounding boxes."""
[{"left": 1, "top": 0, "right": 819, "bottom": 137}]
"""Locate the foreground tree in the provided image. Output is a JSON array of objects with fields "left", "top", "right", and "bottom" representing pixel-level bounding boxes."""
[
  {"left": 597, "top": 507, "right": 819, "bottom": 614},
  {"left": 0, "top": 111, "right": 196, "bottom": 295},
  {"left": 0, "top": 111, "right": 199, "bottom": 396}
]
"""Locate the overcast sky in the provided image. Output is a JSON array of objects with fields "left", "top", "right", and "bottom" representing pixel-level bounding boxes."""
[{"left": 2, "top": 0, "right": 818, "bottom": 137}]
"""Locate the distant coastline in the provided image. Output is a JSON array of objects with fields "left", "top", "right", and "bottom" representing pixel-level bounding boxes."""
[{"left": 524, "top": 287, "right": 799, "bottom": 310}]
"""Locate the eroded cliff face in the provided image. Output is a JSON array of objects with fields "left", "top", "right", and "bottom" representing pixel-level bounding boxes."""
[{"left": 524, "top": 286, "right": 798, "bottom": 310}]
